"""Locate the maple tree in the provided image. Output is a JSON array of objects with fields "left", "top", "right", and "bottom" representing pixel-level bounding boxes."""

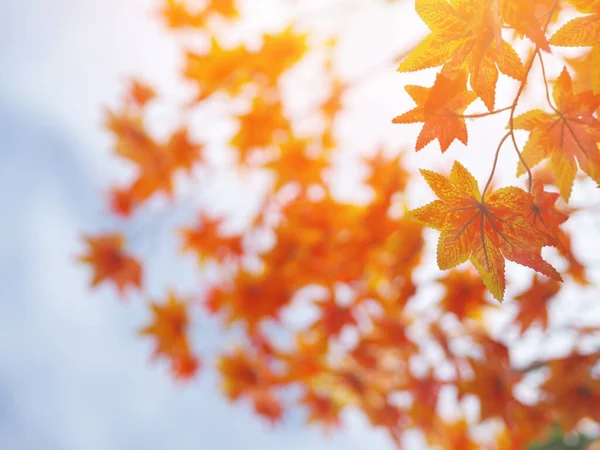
[{"left": 78, "top": 0, "right": 600, "bottom": 448}]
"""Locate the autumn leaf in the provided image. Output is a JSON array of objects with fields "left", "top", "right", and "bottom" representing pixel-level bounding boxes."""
[
  {"left": 217, "top": 348, "right": 274, "bottom": 400},
  {"left": 528, "top": 181, "right": 589, "bottom": 283},
  {"left": 565, "top": 44, "right": 600, "bottom": 96},
  {"left": 428, "top": 419, "right": 479, "bottom": 450},
  {"left": 459, "top": 355, "right": 522, "bottom": 423},
  {"left": 266, "top": 137, "right": 327, "bottom": 190},
  {"left": 79, "top": 233, "right": 142, "bottom": 297},
  {"left": 252, "top": 391, "right": 284, "bottom": 424},
  {"left": 541, "top": 352, "right": 600, "bottom": 431},
  {"left": 206, "top": 270, "right": 291, "bottom": 332},
  {"left": 513, "top": 67, "right": 600, "bottom": 201},
  {"left": 549, "top": 1, "right": 600, "bottom": 47},
  {"left": 311, "top": 291, "right": 357, "bottom": 338},
  {"left": 139, "top": 291, "right": 199, "bottom": 379},
  {"left": 501, "top": 0, "right": 551, "bottom": 51},
  {"left": 230, "top": 95, "right": 290, "bottom": 163},
  {"left": 398, "top": 0, "right": 524, "bottom": 110},
  {"left": 362, "top": 149, "right": 410, "bottom": 201},
  {"left": 105, "top": 110, "right": 174, "bottom": 203},
  {"left": 514, "top": 275, "right": 561, "bottom": 333},
  {"left": 126, "top": 79, "right": 156, "bottom": 108},
  {"left": 411, "top": 161, "right": 561, "bottom": 300},
  {"left": 180, "top": 213, "right": 243, "bottom": 263},
  {"left": 184, "top": 38, "right": 252, "bottom": 99},
  {"left": 301, "top": 389, "right": 342, "bottom": 428},
  {"left": 392, "top": 72, "right": 477, "bottom": 152},
  {"left": 166, "top": 127, "right": 203, "bottom": 173},
  {"left": 437, "top": 269, "right": 492, "bottom": 320}
]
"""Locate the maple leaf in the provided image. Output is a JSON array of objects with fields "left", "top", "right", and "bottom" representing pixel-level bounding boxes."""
[
  {"left": 230, "top": 95, "right": 290, "bottom": 163},
  {"left": 501, "top": 0, "right": 551, "bottom": 51},
  {"left": 266, "top": 137, "right": 327, "bottom": 190},
  {"left": 105, "top": 110, "right": 174, "bottom": 202},
  {"left": 126, "top": 79, "right": 156, "bottom": 108},
  {"left": 207, "top": 0, "right": 239, "bottom": 19},
  {"left": 79, "top": 233, "right": 142, "bottom": 297},
  {"left": 398, "top": 0, "right": 524, "bottom": 110},
  {"left": 180, "top": 213, "right": 243, "bottom": 263},
  {"left": 392, "top": 72, "right": 477, "bottom": 152},
  {"left": 407, "top": 372, "right": 443, "bottom": 433},
  {"left": 249, "top": 28, "right": 308, "bottom": 87},
  {"left": 411, "top": 161, "right": 561, "bottom": 301},
  {"left": 459, "top": 355, "right": 522, "bottom": 423},
  {"left": 139, "top": 291, "right": 200, "bottom": 379},
  {"left": 362, "top": 149, "right": 410, "bottom": 201},
  {"left": 513, "top": 67, "right": 600, "bottom": 201},
  {"left": 428, "top": 419, "right": 479, "bottom": 450},
  {"left": 206, "top": 270, "right": 291, "bottom": 332},
  {"left": 437, "top": 269, "right": 492, "bottom": 320},
  {"left": 109, "top": 186, "right": 136, "bottom": 217},
  {"left": 301, "top": 389, "right": 342, "bottom": 428},
  {"left": 514, "top": 275, "right": 560, "bottom": 334},
  {"left": 311, "top": 292, "right": 357, "bottom": 338},
  {"left": 184, "top": 38, "right": 252, "bottom": 100},
  {"left": 541, "top": 352, "right": 600, "bottom": 431},
  {"left": 252, "top": 391, "right": 284, "bottom": 424},
  {"left": 166, "top": 128, "right": 203, "bottom": 173},
  {"left": 549, "top": 0, "right": 600, "bottom": 47},
  {"left": 527, "top": 181, "right": 589, "bottom": 283},
  {"left": 161, "top": 0, "right": 205, "bottom": 28},
  {"left": 565, "top": 44, "right": 600, "bottom": 96},
  {"left": 217, "top": 348, "right": 273, "bottom": 400}
]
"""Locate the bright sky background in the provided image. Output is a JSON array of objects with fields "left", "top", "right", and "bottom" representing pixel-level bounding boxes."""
[{"left": 1, "top": 0, "right": 600, "bottom": 449}]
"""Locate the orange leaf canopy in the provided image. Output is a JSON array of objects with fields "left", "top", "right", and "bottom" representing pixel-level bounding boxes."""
[{"left": 411, "top": 161, "right": 561, "bottom": 300}]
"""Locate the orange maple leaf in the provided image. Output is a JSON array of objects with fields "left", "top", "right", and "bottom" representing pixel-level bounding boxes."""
[
  {"left": 266, "top": 137, "right": 327, "bottom": 190},
  {"left": 180, "top": 213, "right": 243, "bottom": 263},
  {"left": 166, "top": 128, "right": 203, "bottom": 173},
  {"left": 514, "top": 275, "right": 560, "bottom": 334},
  {"left": 312, "top": 291, "right": 357, "bottom": 338},
  {"left": 393, "top": 72, "right": 477, "bottom": 152},
  {"left": 428, "top": 419, "right": 479, "bottom": 450},
  {"left": 549, "top": 0, "right": 600, "bottom": 48},
  {"left": 184, "top": 38, "right": 251, "bottom": 100},
  {"left": 437, "top": 269, "right": 492, "bottom": 320},
  {"left": 398, "top": 0, "right": 524, "bottom": 110},
  {"left": 528, "top": 181, "right": 589, "bottom": 283},
  {"left": 217, "top": 348, "right": 274, "bottom": 400},
  {"left": 79, "top": 233, "right": 142, "bottom": 297},
  {"left": 301, "top": 389, "right": 342, "bottom": 429},
  {"left": 252, "top": 391, "right": 284, "bottom": 424},
  {"left": 541, "top": 352, "right": 600, "bottom": 431},
  {"left": 230, "top": 95, "right": 290, "bottom": 163},
  {"left": 513, "top": 67, "right": 600, "bottom": 201},
  {"left": 105, "top": 110, "right": 174, "bottom": 203},
  {"left": 126, "top": 79, "right": 156, "bottom": 108},
  {"left": 459, "top": 355, "right": 521, "bottom": 423},
  {"left": 411, "top": 161, "right": 561, "bottom": 300},
  {"left": 139, "top": 291, "right": 199, "bottom": 379},
  {"left": 565, "top": 44, "right": 600, "bottom": 96},
  {"left": 206, "top": 270, "right": 291, "bottom": 332},
  {"left": 501, "top": 0, "right": 551, "bottom": 51}
]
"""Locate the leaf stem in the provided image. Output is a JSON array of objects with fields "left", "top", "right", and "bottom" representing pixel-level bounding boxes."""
[
  {"left": 482, "top": 131, "right": 511, "bottom": 199},
  {"left": 459, "top": 106, "right": 512, "bottom": 119}
]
